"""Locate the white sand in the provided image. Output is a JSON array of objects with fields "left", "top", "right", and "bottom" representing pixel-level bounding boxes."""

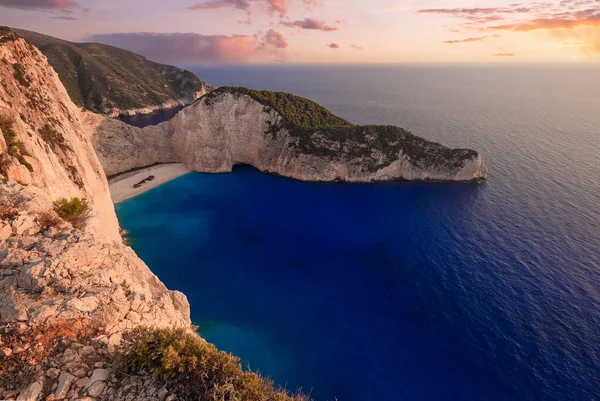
[{"left": 108, "top": 163, "right": 191, "bottom": 203}]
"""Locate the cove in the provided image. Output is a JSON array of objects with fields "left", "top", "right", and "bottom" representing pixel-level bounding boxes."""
[{"left": 115, "top": 165, "right": 600, "bottom": 401}]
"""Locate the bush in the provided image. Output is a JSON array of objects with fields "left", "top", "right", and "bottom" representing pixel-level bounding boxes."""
[
  {"left": 0, "top": 191, "right": 24, "bottom": 221},
  {"left": 39, "top": 124, "right": 71, "bottom": 152},
  {"left": 53, "top": 197, "right": 91, "bottom": 230},
  {"left": 35, "top": 209, "right": 63, "bottom": 232},
  {"left": 13, "top": 63, "right": 30, "bottom": 88},
  {"left": 0, "top": 115, "right": 33, "bottom": 172},
  {"left": 118, "top": 327, "right": 310, "bottom": 401}
]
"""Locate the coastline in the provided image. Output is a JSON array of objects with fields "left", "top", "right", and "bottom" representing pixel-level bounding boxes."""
[{"left": 108, "top": 163, "right": 191, "bottom": 203}]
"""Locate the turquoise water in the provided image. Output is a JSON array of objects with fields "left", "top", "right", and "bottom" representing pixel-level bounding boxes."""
[{"left": 116, "top": 65, "right": 600, "bottom": 401}]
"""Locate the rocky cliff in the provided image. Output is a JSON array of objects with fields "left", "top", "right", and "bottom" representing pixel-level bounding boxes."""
[
  {"left": 14, "top": 28, "right": 212, "bottom": 117},
  {"left": 0, "top": 27, "right": 194, "bottom": 401},
  {"left": 94, "top": 88, "right": 487, "bottom": 182}
]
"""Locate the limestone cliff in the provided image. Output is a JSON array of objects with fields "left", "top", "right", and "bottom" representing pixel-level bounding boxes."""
[
  {"left": 1, "top": 27, "right": 193, "bottom": 401},
  {"left": 0, "top": 29, "right": 119, "bottom": 242},
  {"left": 94, "top": 88, "right": 487, "bottom": 182}
]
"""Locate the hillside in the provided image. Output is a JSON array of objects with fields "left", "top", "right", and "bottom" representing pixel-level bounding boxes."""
[{"left": 13, "top": 28, "right": 212, "bottom": 117}]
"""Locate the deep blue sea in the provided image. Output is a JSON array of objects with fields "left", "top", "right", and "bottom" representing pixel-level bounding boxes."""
[{"left": 115, "top": 65, "right": 600, "bottom": 401}]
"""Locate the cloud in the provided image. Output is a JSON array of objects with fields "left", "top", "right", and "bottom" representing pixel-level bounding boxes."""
[
  {"left": 443, "top": 36, "right": 488, "bottom": 44},
  {"left": 417, "top": 1, "right": 600, "bottom": 55},
  {"left": 263, "top": 29, "right": 288, "bottom": 48},
  {"left": 52, "top": 15, "right": 76, "bottom": 19},
  {"left": 489, "top": 16, "right": 600, "bottom": 32},
  {"left": 266, "top": 0, "right": 287, "bottom": 15},
  {"left": 281, "top": 18, "right": 339, "bottom": 31},
  {"left": 303, "top": 0, "right": 322, "bottom": 11},
  {"left": 351, "top": 44, "right": 363, "bottom": 50},
  {"left": 494, "top": 53, "right": 515, "bottom": 56},
  {"left": 0, "top": 0, "right": 79, "bottom": 10},
  {"left": 327, "top": 43, "right": 340, "bottom": 48},
  {"left": 89, "top": 32, "right": 285, "bottom": 64},
  {"left": 188, "top": 0, "right": 288, "bottom": 16},
  {"left": 188, "top": 0, "right": 250, "bottom": 12}
]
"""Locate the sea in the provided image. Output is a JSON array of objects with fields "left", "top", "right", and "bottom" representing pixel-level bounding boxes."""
[{"left": 115, "top": 65, "right": 600, "bottom": 401}]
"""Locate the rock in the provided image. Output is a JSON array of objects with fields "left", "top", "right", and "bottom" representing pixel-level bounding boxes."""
[
  {"left": 46, "top": 368, "right": 60, "bottom": 379},
  {"left": 78, "top": 345, "right": 95, "bottom": 357},
  {"left": 165, "top": 394, "right": 177, "bottom": 401},
  {"left": 16, "top": 380, "right": 43, "bottom": 401},
  {"left": 0, "top": 221, "right": 12, "bottom": 240},
  {"left": 157, "top": 386, "right": 168, "bottom": 400},
  {"left": 0, "top": 347, "right": 12, "bottom": 357},
  {"left": 94, "top": 90, "right": 488, "bottom": 183},
  {"left": 11, "top": 214, "right": 38, "bottom": 236},
  {"left": 55, "top": 372, "right": 74, "bottom": 399},
  {"left": 74, "top": 378, "right": 89, "bottom": 389},
  {"left": 87, "top": 369, "right": 111, "bottom": 388},
  {"left": 86, "top": 381, "right": 106, "bottom": 398}
]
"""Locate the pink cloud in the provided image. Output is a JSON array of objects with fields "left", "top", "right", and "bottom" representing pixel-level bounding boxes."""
[
  {"left": 0, "top": 0, "right": 79, "bottom": 9},
  {"left": 89, "top": 32, "right": 281, "bottom": 64},
  {"left": 263, "top": 29, "right": 288, "bottom": 48},
  {"left": 188, "top": 0, "right": 288, "bottom": 15},
  {"left": 327, "top": 43, "right": 340, "bottom": 48},
  {"left": 281, "top": 18, "right": 339, "bottom": 31}
]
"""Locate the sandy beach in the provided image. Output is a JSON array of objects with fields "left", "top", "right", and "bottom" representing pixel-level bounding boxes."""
[{"left": 108, "top": 163, "right": 191, "bottom": 203}]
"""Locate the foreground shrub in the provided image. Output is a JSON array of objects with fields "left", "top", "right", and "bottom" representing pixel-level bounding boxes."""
[
  {"left": 52, "top": 197, "right": 90, "bottom": 230},
  {"left": 0, "top": 115, "right": 33, "bottom": 172},
  {"left": 118, "top": 327, "right": 310, "bottom": 401},
  {"left": 35, "top": 209, "right": 63, "bottom": 232}
]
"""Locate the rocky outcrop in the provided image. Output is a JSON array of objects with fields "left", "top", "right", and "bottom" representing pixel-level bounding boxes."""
[
  {"left": 94, "top": 90, "right": 487, "bottom": 182},
  {"left": 0, "top": 27, "right": 193, "bottom": 401},
  {"left": 0, "top": 181, "right": 190, "bottom": 339},
  {"left": 0, "top": 29, "right": 120, "bottom": 242}
]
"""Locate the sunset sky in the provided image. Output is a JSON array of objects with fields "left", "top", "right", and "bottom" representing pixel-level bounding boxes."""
[{"left": 1, "top": 0, "right": 599, "bottom": 64}]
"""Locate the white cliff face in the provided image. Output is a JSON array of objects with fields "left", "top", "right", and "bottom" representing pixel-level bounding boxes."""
[
  {"left": 0, "top": 29, "right": 191, "bottom": 340},
  {"left": 0, "top": 34, "right": 120, "bottom": 242},
  {"left": 90, "top": 118, "right": 178, "bottom": 177},
  {"left": 94, "top": 92, "right": 487, "bottom": 183}
]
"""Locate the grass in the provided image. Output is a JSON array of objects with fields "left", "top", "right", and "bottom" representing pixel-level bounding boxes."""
[
  {"left": 53, "top": 197, "right": 91, "bottom": 230},
  {"left": 0, "top": 115, "right": 33, "bottom": 173},
  {"left": 118, "top": 327, "right": 310, "bottom": 401}
]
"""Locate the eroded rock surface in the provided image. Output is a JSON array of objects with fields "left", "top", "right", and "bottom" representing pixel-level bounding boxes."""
[{"left": 93, "top": 91, "right": 487, "bottom": 183}]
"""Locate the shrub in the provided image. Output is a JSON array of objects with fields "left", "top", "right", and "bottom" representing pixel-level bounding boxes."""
[
  {"left": 0, "top": 191, "right": 24, "bottom": 221},
  {"left": 35, "top": 209, "right": 63, "bottom": 232},
  {"left": 53, "top": 197, "right": 91, "bottom": 230},
  {"left": 0, "top": 115, "right": 33, "bottom": 172},
  {"left": 13, "top": 63, "right": 30, "bottom": 88},
  {"left": 39, "top": 124, "right": 72, "bottom": 152},
  {"left": 118, "top": 327, "right": 310, "bottom": 401}
]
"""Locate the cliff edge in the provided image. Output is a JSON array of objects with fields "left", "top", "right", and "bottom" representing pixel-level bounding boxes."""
[{"left": 94, "top": 87, "right": 487, "bottom": 182}]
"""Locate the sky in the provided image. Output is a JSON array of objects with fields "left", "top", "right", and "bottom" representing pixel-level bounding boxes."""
[{"left": 1, "top": 0, "right": 600, "bottom": 64}]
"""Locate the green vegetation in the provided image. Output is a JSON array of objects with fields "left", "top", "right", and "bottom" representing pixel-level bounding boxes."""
[
  {"left": 119, "top": 327, "right": 310, "bottom": 401},
  {"left": 205, "top": 88, "right": 476, "bottom": 171},
  {"left": 53, "top": 197, "right": 91, "bottom": 230},
  {"left": 14, "top": 28, "right": 208, "bottom": 114},
  {"left": 12, "top": 63, "right": 30, "bottom": 88},
  {"left": 0, "top": 115, "right": 33, "bottom": 172},
  {"left": 205, "top": 86, "right": 352, "bottom": 129}
]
